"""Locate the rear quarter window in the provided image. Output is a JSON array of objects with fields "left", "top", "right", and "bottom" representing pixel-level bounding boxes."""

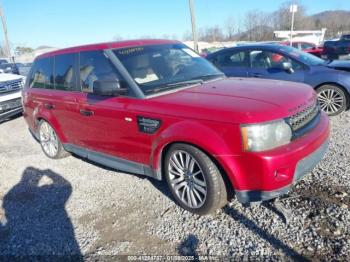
[{"left": 29, "top": 57, "right": 54, "bottom": 89}]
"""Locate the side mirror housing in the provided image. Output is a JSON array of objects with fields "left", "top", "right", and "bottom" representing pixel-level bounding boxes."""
[
  {"left": 281, "top": 62, "right": 294, "bottom": 74},
  {"left": 92, "top": 80, "right": 128, "bottom": 96}
]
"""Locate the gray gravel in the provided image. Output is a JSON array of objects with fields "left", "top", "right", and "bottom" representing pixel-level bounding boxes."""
[{"left": 0, "top": 113, "right": 349, "bottom": 260}]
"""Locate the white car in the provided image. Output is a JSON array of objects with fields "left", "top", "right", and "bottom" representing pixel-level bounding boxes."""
[{"left": 0, "top": 73, "right": 25, "bottom": 122}]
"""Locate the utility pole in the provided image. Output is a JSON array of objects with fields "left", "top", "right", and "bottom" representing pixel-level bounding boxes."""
[
  {"left": 0, "top": 2, "right": 11, "bottom": 59},
  {"left": 290, "top": 4, "right": 297, "bottom": 46},
  {"left": 188, "top": 0, "right": 199, "bottom": 52}
]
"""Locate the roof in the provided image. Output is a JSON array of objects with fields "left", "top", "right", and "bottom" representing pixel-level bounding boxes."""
[{"left": 37, "top": 39, "right": 179, "bottom": 59}]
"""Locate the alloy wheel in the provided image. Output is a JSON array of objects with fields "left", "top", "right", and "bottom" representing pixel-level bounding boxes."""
[
  {"left": 39, "top": 122, "right": 59, "bottom": 158},
  {"left": 168, "top": 150, "right": 207, "bottom": 209},
  {"left": 318, "top": 88, "right": 345, "bottom": 115}
]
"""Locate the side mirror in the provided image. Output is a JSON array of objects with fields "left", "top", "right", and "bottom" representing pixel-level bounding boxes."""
[
  {"left": 281, "top": 62, "right": 294, "bottom": 74},
  {"left": 92, "top": 80, "right": 128, "bottom": 96}
]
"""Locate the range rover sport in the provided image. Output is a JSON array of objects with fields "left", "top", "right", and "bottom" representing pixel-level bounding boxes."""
[{"left": 23, "top": 40, "right": 330, "bottom": 215}]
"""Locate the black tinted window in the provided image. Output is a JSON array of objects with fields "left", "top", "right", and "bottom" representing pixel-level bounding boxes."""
[
  {"left": 55, "top": 53, "right": 78, "bottom": 91},
  {"left": 79, "top": 51, "right": 123, "bottom": 93},
  {"left": 213, "top": 51, "right": 248, "bottom": 67},
  {"left": 29, "top": 58, "right": 54, "bottom": 89}
]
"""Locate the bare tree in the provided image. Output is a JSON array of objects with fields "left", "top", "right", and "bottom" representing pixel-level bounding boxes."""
[{"left": 224, "top": 17, "right": 236, "bottom": 40}]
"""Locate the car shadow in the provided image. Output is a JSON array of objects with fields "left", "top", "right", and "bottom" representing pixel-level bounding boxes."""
[
  {"left": 223, "top": 206, "right": 309, "bottom": 261},
  {"left": 0, "top": 167, "right": 82, "bottom": 259}
]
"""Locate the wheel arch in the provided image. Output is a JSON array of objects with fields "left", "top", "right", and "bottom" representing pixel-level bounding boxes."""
[
  {"left": 35, "top": 115, "right": 68, "bottom": 143},
  {"left": 315, "top": 82, "right": 350, "bottom": 108},
  {"left": 158, "top": 141, "right": 235, "bottom": 199}
]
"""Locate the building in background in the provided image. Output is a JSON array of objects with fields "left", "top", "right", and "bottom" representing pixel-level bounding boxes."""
[{"left": 273, "top": 28, "right": 327, "bottom": 46}]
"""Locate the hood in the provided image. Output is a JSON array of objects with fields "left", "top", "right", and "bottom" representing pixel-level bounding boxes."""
[
  {"left": 0, "top": 73, "right": 24, "bottom": 82},
  {"left": 326, "top": 60, "right": 350, "bottom": 72},
  {"left": 134, "top": 78, "right": 316, "bottom": 124}
]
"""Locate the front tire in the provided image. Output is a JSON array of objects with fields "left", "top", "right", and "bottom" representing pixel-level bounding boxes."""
[
  {"left": 38, "top": 120, "right": 69, "bottom": 159},
  {"left": 316, "top": 85, "right": 347, "bottom": 116},
  {"left": 164, "top": 143, "right": 227, "bottom": 215}
]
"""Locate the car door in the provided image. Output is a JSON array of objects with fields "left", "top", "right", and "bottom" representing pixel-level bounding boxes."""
[
  {"left": 247, "top": 49, "right": 305, "bottom": 83},
  {"left": 210, "top": 50, "right": 249, "bottom": 77},
  {"left": 47, "top": 53, "right": 84, "bottom": 144},
  {"left": 72, "top": 50, "right": 143, "bottom": 162}
]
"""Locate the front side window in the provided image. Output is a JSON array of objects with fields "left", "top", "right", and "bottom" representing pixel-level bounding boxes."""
[
  {"left": 249, "top": 50, "right": 302, "bottom": 70},
  {"left": 55, "top": 53, "right": 78, "bottom": 91},
  {"left": 79, "top": 50, "right": 125, "bottom": 94},
  {"left": 113, "top": 43, "right": 223, "bottom": 95},
  {"left": 29, "top": 57, "right": 54, "bottom": 89}
]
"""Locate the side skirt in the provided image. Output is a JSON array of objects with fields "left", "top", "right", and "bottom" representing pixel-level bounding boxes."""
[{"left": 63, "top": 143, "right": 161, "bottom": 180}]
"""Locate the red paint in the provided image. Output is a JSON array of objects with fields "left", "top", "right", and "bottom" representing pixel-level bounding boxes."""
[
  {"left": 280, "top": 41, "right": 324, "bottom": 57},
  {"left": 23, "top": 40, "right": 330, "bottom": 194}
]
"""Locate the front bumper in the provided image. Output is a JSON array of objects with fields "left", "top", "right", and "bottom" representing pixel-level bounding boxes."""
[
  {"left": 216, "top": 111, "right": 330, "bottom": 203},
  {"left": 0, "top": 97, "right": 23, "bottom": 121},
  {"left": 235, "top": 139, "right": 329, "bottom": 203}
]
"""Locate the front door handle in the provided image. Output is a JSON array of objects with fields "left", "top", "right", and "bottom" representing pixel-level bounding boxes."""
[
  {"left": 44, "top": 103, "right": 54, "bottom": 110},
  {"left": 80, "top": 109, "right": 94, "bottom": 116},
  {"left": 249, "top": 73, "right": 264, "bottom": 78}
]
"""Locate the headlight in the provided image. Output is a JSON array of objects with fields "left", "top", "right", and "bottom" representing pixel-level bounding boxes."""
[{"left": 241, "top": 120, "right": 292, "bottom": 152}]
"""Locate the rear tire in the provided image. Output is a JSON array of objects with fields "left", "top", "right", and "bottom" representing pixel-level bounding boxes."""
[
  {"left": 38, "top": 120, "right": 69, "bottom": 159},
  {"left": 316, "top": 84, "right": 347, "bottom": 116},
  {"left": 164, "top": 143, "right": 227, "bottom": 215}
]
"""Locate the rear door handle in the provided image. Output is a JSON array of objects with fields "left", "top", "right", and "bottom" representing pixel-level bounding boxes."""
[
  {"left": 44, "top": 103, "right": 54, "bottom": 110},
  {"left": 80, "top": 109, "right": 94, "bottom": 116}
]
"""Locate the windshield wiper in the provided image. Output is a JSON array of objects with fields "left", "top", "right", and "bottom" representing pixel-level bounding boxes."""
[
  {"left": 165, "top": 79, "right": 204, "bottom": 87},
  {"left": 144, "top": 79, "right": 203, "bottom": 95},
  {"left": 191, "top": 73, "right": 225, "bottom": 81}
]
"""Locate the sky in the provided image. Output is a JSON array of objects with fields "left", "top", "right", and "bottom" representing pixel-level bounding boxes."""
[{"left": 2, "top": 0, "right": 350, "bottom": 49}]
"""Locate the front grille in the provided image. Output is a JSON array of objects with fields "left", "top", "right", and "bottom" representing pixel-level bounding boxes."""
[
  {"left": 289, "top": 101, "right": 319, "bottom": 131},
  {"left": 0, "top": 97, "right": 22, "bottom": 113},
  {"left": 0, "top": 80, "right": 22, "bottom": 93}
]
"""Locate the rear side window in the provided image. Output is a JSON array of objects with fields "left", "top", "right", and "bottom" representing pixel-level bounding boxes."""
[
  {"left": 54, "top": 53, "right": 79, "bottom": 91},
  {"left": 29, "top": 57, "right": 54, "bottom": 89},
  {"left": 79, "top": 50, "right": 122, "bottom": 93},
  {"left": 213, "top": 51, "right": 248, "bottom": 68}
]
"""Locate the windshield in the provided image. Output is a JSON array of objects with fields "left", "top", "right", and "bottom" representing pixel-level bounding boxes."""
[
  {"left": 279, "top": 45, "right": 325, "bottom": 66},
  {"left": 113, "top": 43, "right": 223, "bottom": 95}
]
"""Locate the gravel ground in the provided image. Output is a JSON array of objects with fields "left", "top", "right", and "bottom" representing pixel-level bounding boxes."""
[{"left": 0, "top": 113, "right": 349, "bottom": 260}]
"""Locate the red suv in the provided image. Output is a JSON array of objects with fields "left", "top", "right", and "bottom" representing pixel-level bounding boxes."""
[{"left": 23, "top": 40, "right": 330, "bottom": 215}]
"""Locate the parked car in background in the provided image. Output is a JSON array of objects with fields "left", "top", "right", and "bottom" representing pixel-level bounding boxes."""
[
  {"left": 0, "top": 58, "right": 10, "bottom": 65},
  {"left": 207, "top": 44, "right": 350, "bottom": 116},
  {"left": 0, "top": 63, "right": 20, "bottom": 75},
  {"left": 323, "top": 34, "right": 350, "bottom": 60},
  {"left": 280, "top": 41, "right": 323, "bottom": 57},
  {"left": 17, "top": 63, "right": 32, "bottom": 76},
  {"left": 0, "top": 73, "right": 25, "bottom": 122},
  {"left": 23, "top": 39, "right": 329, "bottom": 215}
]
